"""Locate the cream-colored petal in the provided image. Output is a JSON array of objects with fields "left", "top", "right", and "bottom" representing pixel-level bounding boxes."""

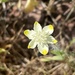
[
  {"left": 34, "top": 21, "right": 42, "bottom": 32},
  {"left": 43, "top": 25, "right": 54, "bottom": 34},
  {"left": 28, "top": 40, "right": 37, "bottom": 49},
  {"left": 38, "top": 44, "right": 48, "bottom": 55},
  {"left": 47, "top": 36, "right": 57, "bottom": 44},
  {"left": 24, "top": 29, "right": 35, "bottom": 39}
]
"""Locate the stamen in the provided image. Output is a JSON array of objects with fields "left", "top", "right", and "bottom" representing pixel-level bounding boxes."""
[
  {"left": 34, "top": 21, "right": 38, "bottom": 26},
  {"left": 28, "top": 45, "right": 31, "bottom": 49},
  {"left": 42, "top": 49, "right": 48, "bottom": 55},
  {"left": 48, "top": 25, "right": 53, "bottom": 30},
  {"left": 53, "top": 39, "right": 57, "bottom": 44},
  {"left": 24, "top": 30, "right": 29, "bottom": 35}
]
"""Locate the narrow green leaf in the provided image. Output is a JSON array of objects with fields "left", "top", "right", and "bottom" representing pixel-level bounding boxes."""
[
  {"left": 51, "top": 50, "right": 64, "bottom": 56},
  {"left": 40, "top": 55, "right": 64, "bottom": 62}
]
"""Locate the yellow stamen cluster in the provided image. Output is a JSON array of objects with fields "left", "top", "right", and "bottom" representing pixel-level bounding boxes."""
[
  {"left": 24, "top": 30, "right": 29, "bottom": 35},
  {"left": 28, "top": 45, "right": 31, "bottom": 49},
  {"left": 42, "top": 49, "right": 48, "bottom": 55},
  {"left": 34, "top": 21, "right": 38, "bottom": 26},
  {"left": 48, "top": 25, "right": 53, "bottom": 30},
  {"left": 53, "top": 39, "right": 57, "bottom": 44}
]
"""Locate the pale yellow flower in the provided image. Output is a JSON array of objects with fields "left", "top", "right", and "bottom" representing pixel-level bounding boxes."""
[{"left": 24, "top": 21, "right": 57, "bottom": 55}]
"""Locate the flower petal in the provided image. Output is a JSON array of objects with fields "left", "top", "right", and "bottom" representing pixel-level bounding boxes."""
[
  {"left": 43, "top": 25, "right": 54, "bottom": 34},
  {"left": 28, "top": 40, "right": 37, "bottom": 49},
  {"left": 24, "top": 29, "right": 35, "bottom": 39},
  {"left": 47, "top": 36, "right": 57, "bottom": 44},
  {"left": 38, "top": 44, "right": 48, "bottom": 55},
  {"left": 34, "top": 21, "right": 42, "bottom": 32}
]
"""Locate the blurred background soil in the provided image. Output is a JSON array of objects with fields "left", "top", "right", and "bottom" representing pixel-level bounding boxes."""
[{"left": 0, "top": 0, "right": 75, "bottom": 75}]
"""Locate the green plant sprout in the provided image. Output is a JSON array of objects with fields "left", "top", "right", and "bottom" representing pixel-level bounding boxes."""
[{"left": 24, "top": 21, "right": 57, "bottom": 55}]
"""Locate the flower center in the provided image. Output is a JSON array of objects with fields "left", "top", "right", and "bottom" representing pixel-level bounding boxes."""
[{"left": 34, "top": 31, "right": 48, "bottom": 43}]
